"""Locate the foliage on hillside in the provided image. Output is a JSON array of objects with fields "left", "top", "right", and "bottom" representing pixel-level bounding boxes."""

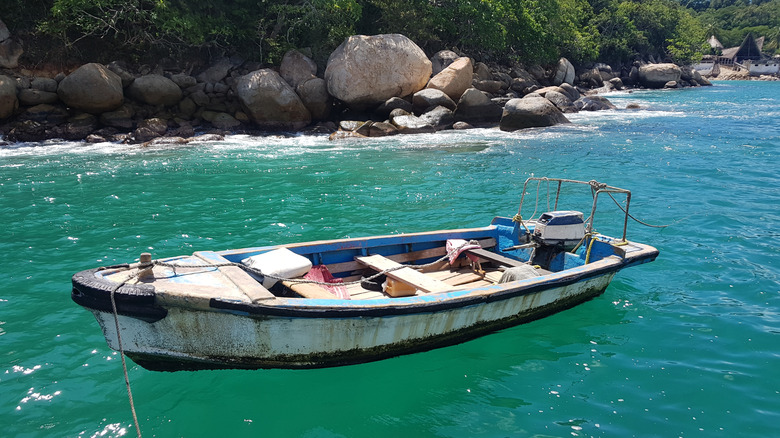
[{"left": 0, "top": 0, "right": 776, "bottom": 69}]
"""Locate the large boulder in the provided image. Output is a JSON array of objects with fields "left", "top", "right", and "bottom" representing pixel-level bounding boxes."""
[
  {"left": 237, "top": 69, "right": 311, "bottom": 131},
  {"left": 57, "top": 63, "right": 124, "bottom": 113},
  {"left": 127, "top": 74, "right": 182, "bottom": 106},
  {"left": 499, "top": 96, "right": 570, "bottom": 131},
  {"left": 638, "top": 63, "right": 682, "bottom": 88},
  {"left": 296, "top": 77, "right": 331, "bottom": 121},
  {"left": 454, "top": 88, "right": 503, "bottom": 124},
  {"left": 325, "top": 34, "right": 432, "bottom": 110},
  {"left": 280, "top": 50, "right": 317, "bottom": 89},
  {"left": 552, "top": 58, "right": 575, "bottom": 86},
  {"left": 0, "top": 74, "right": 18, "bottom": 119},
  {"left": 426, "top": 57, "right": 473, "bottom": 101}
]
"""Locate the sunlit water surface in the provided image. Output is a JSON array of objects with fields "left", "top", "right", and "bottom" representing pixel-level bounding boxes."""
[{"left": 1, "top": 81, "right": 778, "bottom": 437}]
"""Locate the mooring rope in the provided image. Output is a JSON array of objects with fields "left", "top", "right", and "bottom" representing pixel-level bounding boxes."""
[
  {"left": 605, "top": 191, "right": 670, "bottom": 228},
  {"left": 109, "top": 280, "right": 143, "bottom": 438}
]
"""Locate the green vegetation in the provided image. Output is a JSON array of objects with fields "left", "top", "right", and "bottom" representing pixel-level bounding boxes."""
[{"left": 0, "top": 0, "right": 777, "bottom": 68}]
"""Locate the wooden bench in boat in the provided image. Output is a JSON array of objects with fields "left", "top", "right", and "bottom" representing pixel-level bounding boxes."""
[
  {"left": 465, "top": 248, "right": 528, "bottom": 269},
  {"left": 355, "top": 254, "right": 452, "bottom": 294},
  {"left": 465, "top": 248, "right": 552, "bottom": 275},
  {"left": 193, "top": 251, "right": 275, "bottom": 303}
]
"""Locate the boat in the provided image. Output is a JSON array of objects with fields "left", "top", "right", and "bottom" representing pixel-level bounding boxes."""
[{"left": 71, "top": 177, "right": 659, "bottom": 371}]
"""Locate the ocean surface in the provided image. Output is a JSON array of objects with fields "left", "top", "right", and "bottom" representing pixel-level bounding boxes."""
[{"left": 1, "top": 81, "right": 778, "bottom": 437}]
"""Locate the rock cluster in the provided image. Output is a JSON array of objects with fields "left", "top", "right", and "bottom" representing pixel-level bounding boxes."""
[{"left": 0, "top": 30, "right": 714, "bottom": 144}]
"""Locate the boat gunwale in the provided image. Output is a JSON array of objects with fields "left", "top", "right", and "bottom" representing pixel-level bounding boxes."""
[{"left": 209, "top": 243, "right": 658, "bottom": 318}]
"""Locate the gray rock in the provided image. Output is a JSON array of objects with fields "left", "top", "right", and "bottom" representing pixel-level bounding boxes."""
[
  {"left": 127, "top": 74, "right": 183, "bottom": 106},
  {"left": 0, "top": 74, "right": 18, "bottom": 119},
  {"left": 389, "top": 108, "right": 411, "bottom": 118},
  {"left": 329, "top": 130, "right": 366, "bottom": 141},
  {"left": 237, "top": 69, "right": 311, "bottom": 131},
  {"left": 339, "top": 120, "right": 364, "bottom": 131},
  {"left": 189, "top": 90, "right": 210, "bottom": 107},
  {"left": 19, "top": 104, "right": 69, "bottom": 125},
  {"left": 99, "top": 104, "right": 135, "bottom": 129},
  {"left": 499, "top": 96, "right": 570, "bottom": 131},
  {"left": 197, "top": 58, "right": 234, "bottom": 84},
  {"left": 559, "top": 83, "right": 580, "bottom": 102},
  {"left": 60, "top": 113, "right": 98, "bottom": 140},
  {"left": 552, "top": 58, "right": 575, "bottom": 86},
  {"left": 0, "top": 35, "right": 23, "bottom": 69},
  {"left": 419, "top": 105, "right": 455, "bottom": 130},
  {"left": 638, "top": 64, "right": 682, "bottom": 88},
  {"left": 375, "top": 97, "right": 413, "bottom": 119},
  {"left": 132, "top": 118, "right": 169, "bottom": 142},
  {"left": 452, "top": 121, "right": 474, "bottom": 130},
  {"left": 431, "top": 50, "right": 460, "bottom": 76},
  {"left": 31, "top": 77, "right": 59, "bottom": 93},
  {"left": 296, "top": 77, "right": 331, "bottom": 121},
  {"left": 210, "top": 112, "right": 241, "bottom": 129},
  {"left": 325, "top": 34, "right": 431, "bottom": 110},
  {"left": 413, "top": 88, "right": 456, "bottom": 111},
  {"left": 280, "top": 50, "right": 317, "bottom": 89},
  {"left": 574, "top": 95, "right": 616, "bottom": 111},
  {"left": 527, "top": 65, "right": 548, "bottom": 84},
  {"left": 107, "top": 61, "right": 136, "bottom": 87},
  {"left": 57, "top": 63, "right": 124, "bottom": 113},
  {"left": 368, "top": 121, "right": 399, "bottom": 137},
  {"left": 391, "top": 114, "right": 435, "bottom": 134},
  {"left": 18, "top": 89, "right": 59, "bottom": 106},
  {"left": 473, "top": 80, "right": 505, "bottom": 94},
  {"left": 474, "top": 62, "right": 492, "bottom": 81},
  {"left": 170, "top": 73, "right": 197, "bottom": 89},
  {"left": 453, "top": 88, "right": 503, "bottom": 124},
  {"left": 543, "top": 90, "right": 576, "bottom": 113}
]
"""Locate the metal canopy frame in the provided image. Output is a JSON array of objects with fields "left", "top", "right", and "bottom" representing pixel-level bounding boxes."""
[{"left": 517, "top": 177, "right": 632, "bottom": 241}]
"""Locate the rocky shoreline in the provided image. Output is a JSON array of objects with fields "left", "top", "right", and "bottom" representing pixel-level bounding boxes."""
[{"left": 0, "top": 33, "right": 714, "bottom": 146}]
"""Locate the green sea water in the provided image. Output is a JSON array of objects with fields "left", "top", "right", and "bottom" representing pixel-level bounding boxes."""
[{"left": 1, "top": 81, "right": 779, "bottom": 437}]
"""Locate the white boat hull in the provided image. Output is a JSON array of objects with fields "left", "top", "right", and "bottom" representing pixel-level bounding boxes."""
[{"left": 91, "top": 270, "right": 616, "bottom": 370}]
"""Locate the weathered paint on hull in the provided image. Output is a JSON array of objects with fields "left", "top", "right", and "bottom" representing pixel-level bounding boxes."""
[{"left": 91, "top": 272, "right": 616, "bottom": 371}]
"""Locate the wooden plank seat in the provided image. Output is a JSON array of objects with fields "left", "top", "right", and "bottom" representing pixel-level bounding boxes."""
[
  {"left": 324, "top": 238, "right": 497, "bottom": 277},
  {"left": 355, "top": 254, "right": 452, "bottom": 294},
  {"left": 193, "top": 251, "right": 275, "bottom": 302},
  {"left": 464, "top": 248, "right": 552, "bottom": 275},
  {"left": 464, "top": 248, "right": 528, "bottom": 269}
]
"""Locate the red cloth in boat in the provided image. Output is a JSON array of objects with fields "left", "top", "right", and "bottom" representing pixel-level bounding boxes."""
[{"left": 304, "top": 265, "right": 350, "bottom": 299}]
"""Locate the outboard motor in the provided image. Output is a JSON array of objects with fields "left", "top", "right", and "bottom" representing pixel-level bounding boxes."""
[{"left": 531, "top": 211, "right": 586, "bottom": 267}]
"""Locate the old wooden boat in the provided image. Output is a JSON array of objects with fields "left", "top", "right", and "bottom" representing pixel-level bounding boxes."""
[{"left": 72, "top": 177, "right": 658, "bottom": 371}]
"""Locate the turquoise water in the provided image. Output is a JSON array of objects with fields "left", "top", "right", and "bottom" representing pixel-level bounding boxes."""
[{"left": 2, "top": 81, "right": 779, "bottom": 437}]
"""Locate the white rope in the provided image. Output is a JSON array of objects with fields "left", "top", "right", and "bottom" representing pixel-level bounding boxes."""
[{"left": 109, "top": 282, "right": 143, "bottom": 438}]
